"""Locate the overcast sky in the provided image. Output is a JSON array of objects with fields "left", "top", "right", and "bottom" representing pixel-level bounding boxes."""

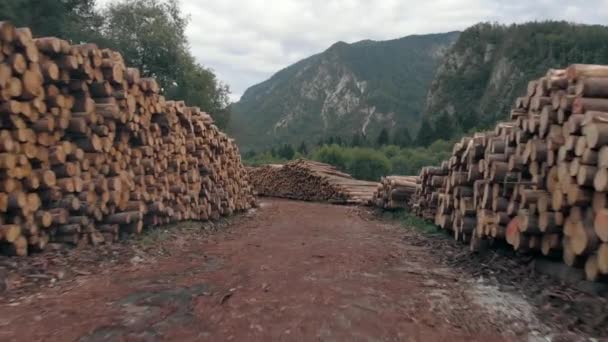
[{"left": 100, "top": 0, "right": 608, "bottom": 101}]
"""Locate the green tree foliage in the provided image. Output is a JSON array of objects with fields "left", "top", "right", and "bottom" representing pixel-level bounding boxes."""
[
  {"left": 376, "top": 128, "right": 390, "bottom": 146},
  {"left": 297, "top": 142, "right": 308, "bottom": 155},
  {"left": 170, "top": 54, "right": 232, "bottom": 127},
  {"left": 380, "top": 145, "right": 401, "bottom": 159},
  {"left": 310, "top": 143, "right": 451, "bottom": 180},
  {"left": 101, "top": 0, "right": 231, "bottom": 127},
  {"left": 415, "top": 119, "right": 436, "bottom": 146},
  {"left": 102, "top": 0, "right": 189, "bottom": 88},
  {"left": 312, "top": 144, "right": 349, "bottom": 170},
  {"left": 426, "top": 21, "right": 608, "bottom": 134},
  {"left": 392, "top": 128, "right": 412, "bottom": 147},
  {"left": 277, "top": 144, "right": 295, "bottom": 160},
  {"left": 350, "top": 133, "right": 367, "bottom": 147},
  {"left": 390, "top": 140, "right": 452, "bottom": 175},
  {"left": 0, "top": 0, "right": 103, "bottom": 43},
  {"left": 242, "top": 139, "right": 453, "bottom": 181},
  {"left": 1, "top": 0, "right": 233, "bottom": 129},
  {"left": 243, "top": 151, "right": 287, "bottom": 166},
  {"left": 334, "top": 136, "right": 344, "bottom": 146},
  {"left": 433, "top": 112, "right": 455, "bottom": 141},
  {"left": 347, "top": 148, "right": 391, "bottom": 181}
]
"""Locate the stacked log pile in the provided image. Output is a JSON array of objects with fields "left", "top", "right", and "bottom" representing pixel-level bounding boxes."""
[
  {"left": 248, "top": 159, "right": 379, "bottom": 204},
  {"left": 0, "top": 22, "right": 255, "bottom": 256},
  {"left": 373, "top": 176, "right": 418, "bottom": 209},
  {"left": 412, "top": 64, "right": 608, "bottom": 282}
]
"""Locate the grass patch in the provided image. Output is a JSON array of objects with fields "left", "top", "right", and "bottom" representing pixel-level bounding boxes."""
[
  {"left": 133, "top": 219, "right": 236, "bottom": 248},
  {"left": 400, "top": 212, "right": 440, "bottom": 235},
  {"left": 134, "top": 221, "right": 202, "bottom": 247},
  {"left": 383, "top": 210, "right": 441, "bottom": 235},
  {"left": 136, "top": 226, "right": 175, "bottom": 247}
]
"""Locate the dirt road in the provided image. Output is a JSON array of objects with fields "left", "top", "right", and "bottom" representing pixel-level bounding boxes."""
[{"left": 0, "top": 199, "right": 555, "bottom": 341}]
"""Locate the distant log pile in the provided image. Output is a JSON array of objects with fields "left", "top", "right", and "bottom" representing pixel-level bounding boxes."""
[
  {"left": 373, "top": 176, "right": 418, "bottom": 209},
  {"left": 0, "top": 22, "right": 255, "bottom": 256},
  {"left": 248, "top": 159, "right": 379, "bottom": 204},
  {"left": 413, "top": 64, "right": 608, "bottom": 282}
]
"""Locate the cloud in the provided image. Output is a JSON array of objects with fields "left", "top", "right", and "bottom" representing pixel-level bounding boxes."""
[{"left": 99, "top": 0, "right": 608, "bottom": 101}]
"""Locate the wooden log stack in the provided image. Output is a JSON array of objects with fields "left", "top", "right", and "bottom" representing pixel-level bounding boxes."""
[
  {"left": 0, "top": 22, "right": 255, "bottom": 256},
  {"left": 373, "top": 175, "right": 418, "bottom": 209},
  {"left": 248, "top": 159, "right": 379, "bottom": 204},
  {"left": 412, "top": 64, "right": 608, "bottom": 282}
]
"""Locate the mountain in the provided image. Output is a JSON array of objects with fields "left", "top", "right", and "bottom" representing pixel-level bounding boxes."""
[
  {"left": 423, "top": 22, "right": 608, "bottom": 139},
  {"left": 231, "top": 32, "right": 460, "bottom": 151}
]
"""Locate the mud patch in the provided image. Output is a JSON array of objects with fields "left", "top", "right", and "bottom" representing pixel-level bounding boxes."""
[
  {"left": 467, "top": 279, "right": 552, "bottom": 339},
  {"left": 79, "top": 283, "right": 210, "bottom": 341}
]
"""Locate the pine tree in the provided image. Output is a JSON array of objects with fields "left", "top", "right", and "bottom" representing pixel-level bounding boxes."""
[
  {"left": 392, "top": 128, "right": 412, "bottom": 147},
  {"left": 351, "top": 133, "right": 362, "bottom": 147},
  {"left": 376, "top": 128, "right": 390, "bottom": 146},
  {"left": 278, "top": 144, "right": 295, "bottom": 159},
  {"left": 297, "top": 141, "right": 308, "bottom": 155},
  {"left": 416, "top": 119, "right": 436, "bottom": 146},
  {"left": 433, "top": 112, "right": 454, "bottom": 141}
]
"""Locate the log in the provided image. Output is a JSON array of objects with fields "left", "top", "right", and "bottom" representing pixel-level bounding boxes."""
[
  {"left": 583, "top": 122, "right": 608, "bottom": 148},
  {"left": 570, "top": 213, "right": 600, "bottom": 256},
  {"left": 539, "top": 211, "right": 563, "bottom": 234},
  {"left": 563, "top": 237, "right": 586, "bottom": 267},
  {"left": 0, "top": 224, "right": 21, "bottom": 243},
  {"left": 567, "top": 64, "right": 608, "bottom": 80},
  {"left": 409, "top": 64, "right": 608, "bottom": 282},
  {"left": 250, "top": 160, "right": 383, "bottom": 205},
  {"left": 541, "top": 233, "right": 562, "bottom": 256},
  {"left": 0, "top": 20, "right": 257, "bottom": 256},
  {"left": 594, "top": 209, "right": 608, "bottom": 242},
  {"left": 585, "top": 254, "right": 606, "bottom": 282},
  {"left": 598, "top": 243, "right": 608, "bottom": 274},
  {"left": 518, "top": 210, "right": 541, "bottom": 234},
  {"left": 105, "top": 211, "right": 142, "bottom": 224},
  {"left": 575, "top": 77, "right": 608, "bottom": 98},
  {"left": 594, "top": 168, "right": 608, "bottom": 192}
]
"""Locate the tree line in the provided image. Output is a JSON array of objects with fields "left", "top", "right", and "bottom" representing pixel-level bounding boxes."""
[
  {"left": 244, "top": 120, "right": 455, "bottom": 159},
  {"left": 243, "top": 128, "right": 454, "bottom": 181},
  {"left": 0, "top": 0, "right": 231, "bottom": 127}
]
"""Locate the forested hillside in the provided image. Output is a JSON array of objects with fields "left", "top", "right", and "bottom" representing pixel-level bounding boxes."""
[
  {"left": 421, "top": 21, "right": 608, "bottom": 144},
  {"left": 240, "top": 21, "right": 608, "bottom": 180},
  {"left": 232, "top": 32, "right": 459, "bottom": 151},
  {"left": 0, "top": 0, "right": 231, "bottom": 127}
]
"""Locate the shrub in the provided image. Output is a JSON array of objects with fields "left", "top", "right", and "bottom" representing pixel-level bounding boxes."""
[
  {"left": 347, "top": 148, "right": 391, "bottom": 181},
  {"left": 311, "top": 144, "right": 349, "bottom": 170},
  {"left": 247, "top": 137, "right": 455, "bottom": 180},
  {"left": 243, "top": 152, "right": 286, "bottom": 166}
]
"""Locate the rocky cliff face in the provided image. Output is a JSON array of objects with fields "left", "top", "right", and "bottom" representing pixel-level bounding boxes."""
[
  {"left": 424, "top": 22, "right": 608, "bottom": 135},
  {"left": 231, "top": 32, "right": 460, "bottom": 151},
  {"left": 233, "top": 22, "right": 608, "bottom": 150}
]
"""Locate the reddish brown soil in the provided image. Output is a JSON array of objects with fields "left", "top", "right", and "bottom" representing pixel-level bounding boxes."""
[{"left": 0, "top": 199, "right": 546, "bottom": 341}]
